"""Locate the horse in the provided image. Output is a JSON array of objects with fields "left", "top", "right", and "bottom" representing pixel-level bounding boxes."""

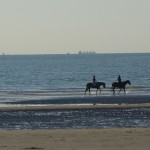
[
  {"left": 85, "top": 82, "right": 106, "bottom": 94},
  {"left": 112, "top": 80, "right": 131, "bottom": 94}
]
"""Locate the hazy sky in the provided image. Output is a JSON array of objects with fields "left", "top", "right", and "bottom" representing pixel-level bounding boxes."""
[{"left": 0, "top": 0, "right": 150, "bottom": 54}]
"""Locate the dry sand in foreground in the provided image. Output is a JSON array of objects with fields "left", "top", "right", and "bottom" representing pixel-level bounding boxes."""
[{"left": 0, "top": 128, "right": 150, "bottom": 150}]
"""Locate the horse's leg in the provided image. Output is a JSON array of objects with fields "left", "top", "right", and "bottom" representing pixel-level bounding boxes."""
[
  {"left": 112, "top": 86, "right": 115, "bottom": 94},
  {"left": 118, "top": 88, "right": 121, "bottom": 94},
  {"left": 124, "top": 88, "right": 126, "bottom": 95},
  {"left": 99, "top": 87, "right": 101, "bottom": 93},
  {"left": 85, "top": 85, "right": 88, "bottom": 93},
  {"left": 89, "top": 88, "right": 91, "bottom": 93},
  {"left": 96, "top": 88, "right": 99, "bottom": 95}
]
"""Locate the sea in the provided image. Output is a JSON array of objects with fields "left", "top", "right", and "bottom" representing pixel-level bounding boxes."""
[{"left": 0, "top": 53, "right": 150, "bottom": 129}]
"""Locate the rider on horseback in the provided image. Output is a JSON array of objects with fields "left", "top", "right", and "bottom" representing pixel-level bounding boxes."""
[
  {"left": 93, "top": 75, "right": 97, "bottom": 86},
  {"left": 118, "top": 75, "right": 121, "bottom": 83}
]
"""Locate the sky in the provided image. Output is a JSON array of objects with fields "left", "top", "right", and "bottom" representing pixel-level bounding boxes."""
[{"left": 0, "top": 0, "right": 150, "bottom": 54}]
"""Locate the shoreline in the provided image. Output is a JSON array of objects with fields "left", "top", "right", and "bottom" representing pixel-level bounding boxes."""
[
  {"left": 0, "top": 103, "right": 150, "bottom": 111},
  {"left": 0, "top": 128, "right": 150, "bottom": 150}
]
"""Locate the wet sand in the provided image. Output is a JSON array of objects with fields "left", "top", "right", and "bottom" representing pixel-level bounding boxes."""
[
  {"left": 0, "top": 103, "right": 150, "bottom": 112},
  {"left": 0, "top": 104, "right": 150, "bottom": 150},
  {"left": 0, "top": 128, "right": 150, "bottom": 150},
  {"left": 0, "top": 103, "right": 150, "bottom": 111}
]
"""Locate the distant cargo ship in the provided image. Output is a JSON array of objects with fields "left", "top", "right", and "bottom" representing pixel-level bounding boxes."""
[{"left": 78, "top": 51, "right": 96, "bottom": 54}]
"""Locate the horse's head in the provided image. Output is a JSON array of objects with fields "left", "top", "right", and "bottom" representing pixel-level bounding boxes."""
[
  {"left": 127, "top": 80, "right": 131, "bottom": 85},
  {"left": 98, "top": 82, "right": 106, "bottom": 88}
]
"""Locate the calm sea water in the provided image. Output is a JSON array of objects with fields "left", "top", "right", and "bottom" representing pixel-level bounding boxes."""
[
  {"left": 0, "top": 53, "right": 150, "bottom": 129},
  {"left": 0, "top": 53, "right": 150, "bottom": 104}
]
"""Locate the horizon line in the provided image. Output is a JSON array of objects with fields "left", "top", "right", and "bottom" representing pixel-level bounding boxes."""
[{"left": 0, "top": 52, "right": 150, "bottom": 56}]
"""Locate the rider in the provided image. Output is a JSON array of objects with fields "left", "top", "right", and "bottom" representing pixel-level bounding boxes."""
[
  {"left": 93, "top": 75, "right": 97, "bottom": 86},
  {"left": 118, "top": 75, "right": 121, "bottom": 83}
]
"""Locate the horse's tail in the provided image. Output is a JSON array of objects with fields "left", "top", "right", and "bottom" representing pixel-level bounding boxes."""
[
  {"left": 85, "top": 84, "right": 88, "bottom": 93},
  {"left": 103, "top": 83, "right": 106, "bottom": 88},
  {"left": 111, "top": 83, "right": 115, "bottom": 91}
]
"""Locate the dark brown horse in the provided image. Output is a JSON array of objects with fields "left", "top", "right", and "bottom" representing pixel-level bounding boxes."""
[
  {"left": 112, "top": 80, "right": 131, "bottom": 94},
  {"left": 85, "top": 82, "right": 106, "bottom": 94}
]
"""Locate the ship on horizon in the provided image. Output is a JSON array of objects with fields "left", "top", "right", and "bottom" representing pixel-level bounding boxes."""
[{"left": 78, "top": 51, "right": 96, "bottom": 54}]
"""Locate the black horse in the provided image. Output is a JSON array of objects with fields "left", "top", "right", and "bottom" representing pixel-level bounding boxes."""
[
  {"left": 85, "top": 82, "right": 106, "bottom": 94},
  {"left": 112, "top": 80, "right": 131, "bottom": 94}
]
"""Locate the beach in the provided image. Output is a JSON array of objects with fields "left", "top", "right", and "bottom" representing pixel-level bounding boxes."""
[
  {"left": 0, "top": 31, "right": 149, "bottom": 150},
  {"left": 0, "top": 104, "right": 149, "bottom": 149},
  {"left": 1, "top": 103, "right": 150, "bottom": 111},
  {"left": 0, "top": 128, "right": 149, "bottom": 150}
]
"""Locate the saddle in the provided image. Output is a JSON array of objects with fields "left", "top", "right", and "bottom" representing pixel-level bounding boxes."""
[{"left": 93, "top": 83, "right": 97, "bottom": 87}]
